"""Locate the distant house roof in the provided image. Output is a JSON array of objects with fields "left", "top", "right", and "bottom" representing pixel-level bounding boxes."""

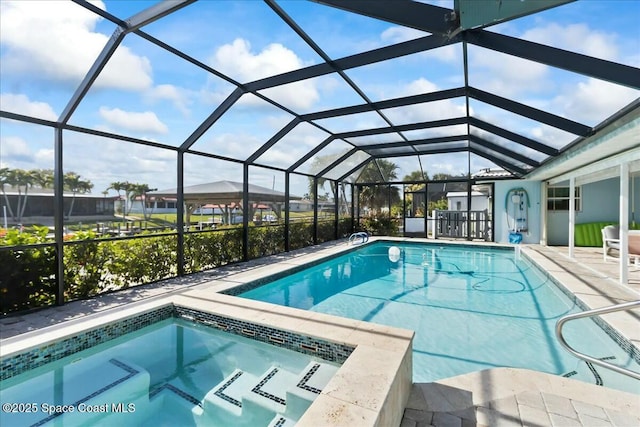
[
  {"left": 472, "top": 168, "right": 514, "bottom": 179},
  {"left": 149, "top": 180, "right": 301, "bottom": 205},
  {"left": 1, "top": 186, "right": 111, "bottom": 199},
  {"left": 446, "top": 191, "right": 486, "bottom": 197}
]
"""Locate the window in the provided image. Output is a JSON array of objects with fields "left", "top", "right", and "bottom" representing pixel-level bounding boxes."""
[
  {"left": 547, "top": 186, "right": 581, "bottom": 211},
  {"left": 456, "top": 201, "right": 462, "bottom": 211}
]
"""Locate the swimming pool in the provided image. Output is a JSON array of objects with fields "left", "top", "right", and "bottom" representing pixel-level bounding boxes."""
[
  {"left": 238, "top": 241, "right": 640, "bottom": 394},
  {"left": 0, "top": 315, "right": 342, "bottom": 426}
]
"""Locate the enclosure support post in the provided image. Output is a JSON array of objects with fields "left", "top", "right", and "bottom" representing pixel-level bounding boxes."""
[
  {"left": 333, "top": 180, "right": 339, "bottom": 240},
  {"left": 313, "top": 177, "right": 318, "bottom": 245},
  {"left": 242, "top": 163, "right": 250, "bottom": 261},
  {"left": 285, "top": 172, "right": 290, "bottom": 252},
  {"left": 176, "top": 152, "right": 185, "bottom": 275},
  {"left": 620, "top": 162, "right": 629, "bottom": 285},
  {"left": 568, "top": 177, "right": 575, "bottom": 259},
  {"left": 54, "top": 127, "right": 65, "bottom": 306}
]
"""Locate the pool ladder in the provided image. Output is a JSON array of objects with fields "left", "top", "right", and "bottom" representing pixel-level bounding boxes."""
[
  {"left": 348, "top": 232, "right": 369, "bottom": 245},
  {"left": 555, "top": 300, "right": 640, "bottom": 381}
]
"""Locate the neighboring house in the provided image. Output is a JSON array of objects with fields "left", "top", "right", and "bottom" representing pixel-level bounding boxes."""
[
  {"left": 1, "top": 187, "right": 114, "bottom": 220},
  {"left": 289, "top": 200, "right": 314, "bottom": 212},
  {"left": 445, "top": 191, "right": 489, "bottom": 211}
]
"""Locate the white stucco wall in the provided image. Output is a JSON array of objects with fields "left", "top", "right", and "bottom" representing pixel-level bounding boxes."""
[{"left": 493, "top": 180, "right": 542, "bottom": 244}]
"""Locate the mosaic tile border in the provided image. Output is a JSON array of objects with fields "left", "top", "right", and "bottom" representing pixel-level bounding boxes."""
[
  {"left": 214, "top": 371, "right": 244, "bottom": 408},
  {"left": 297, "top": 363, "right": 322, "bottom": 394},
  {"left": 1, "top": 305, "right": 173, "bottom": 381},
  {"left": 520, "top": 250, "right": 640, "bottom": 365},
  {"left": 1, "top": 304, "right": 353, "bottom": 382},
  {"left": 150, "top": 383, "right": 202, "bottom": 408},
  {"left": 251, "top": 367, "right": 286, "bottom": 406},
  {"left": 174, "top": 306, "right": 354, "bottom": 363}
]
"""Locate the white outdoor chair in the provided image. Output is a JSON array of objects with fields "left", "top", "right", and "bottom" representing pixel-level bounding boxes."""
[{"left": 602, "top": 225, "right": 620, "bottom": 262}]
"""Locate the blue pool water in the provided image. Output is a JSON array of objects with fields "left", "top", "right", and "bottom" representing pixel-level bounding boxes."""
[
  {"left": 240, "top": 242, "right": 640, "bottom": 394},
  {"left": 0, "top": 319, "right": 339, "bottom": 426}
]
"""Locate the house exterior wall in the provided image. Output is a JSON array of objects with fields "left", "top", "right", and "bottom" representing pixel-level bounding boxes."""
[
  {"left": 446, "top": 194, "right": 488, "bottom": 211},
  {"left": 546, "top": 176, "right": 640, "bottom": 245}
]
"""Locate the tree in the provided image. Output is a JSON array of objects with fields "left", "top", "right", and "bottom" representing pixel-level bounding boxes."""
[
  {"left": 129, "top": 183, "right": 157, "bottom": 220},
  {"left": 10, "top": 169, "right": 37, "bottom": 222},
  {"left": 64, "top": 172, "right": 93, "bottom": 218},
  {"left": 32, "top": 169, "right": 54, "bottom": 190},
  {"left": 357, "top": 159, "right": 401, "bottom": 215},
  {"left": 403, "top": 170, "right": 428, "bottom": 185},
  {"left": 403, "top": 170, "right": 428, "bottom": 216},
  {"left": 0, "top": 167, "right": 16, "bottom": 221},
  {"left": 108, "top": 181, "right": 127, "bottom": 218}
]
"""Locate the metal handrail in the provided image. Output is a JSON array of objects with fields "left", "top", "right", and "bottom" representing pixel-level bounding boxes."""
[
  {"left": 555, "top": 300, "right": 640, "bottom": 381},
  {"left": 349, "top": 232, "right": 369, "bottom": 245}
]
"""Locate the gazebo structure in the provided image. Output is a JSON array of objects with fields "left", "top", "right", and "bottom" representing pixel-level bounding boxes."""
[{"left": 150, "top": 180, "right": 299, "bottom": 225}]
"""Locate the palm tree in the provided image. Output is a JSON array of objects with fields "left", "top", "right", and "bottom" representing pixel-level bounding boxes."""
[
  {"left": 12, "top": 169, "right": 37, "bottom": 222},
  {"left": 129, "top": 183, "right": 156, "bottom": 220},
  {"left": 65, "top": 172, "right": 94, "bottom": 218},
  {"left": 108, "top": 181, "right": 127, "bottom": 218},
  {"left": 403, "top": 170, "right": 428, "bottom": 189},
  {"left": 357, "top": 160, "right": 401, "bottom": 214},
  {"left": 0, "top": 167, "right": 16, "bottom": 221},
  {"left": 32, "top": 169, "right": 54, "bottom": 190},
  {"left": 403, "top": 170, "right": 428, "bottom": 216}
]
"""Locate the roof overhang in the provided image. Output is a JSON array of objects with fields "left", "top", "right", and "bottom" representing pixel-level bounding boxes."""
[{"left": 524, "top": 103, "right": 640, "bottom": 184}]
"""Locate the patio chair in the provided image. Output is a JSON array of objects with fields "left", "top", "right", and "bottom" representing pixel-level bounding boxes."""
[
  {"left": 602, "top": 225, "right": 620, "bottom": 261},
  {"left": 602, "top": 226, "right": 640, "bottom": 266}
]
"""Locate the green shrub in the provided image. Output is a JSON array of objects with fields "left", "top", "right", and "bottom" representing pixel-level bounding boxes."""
[
  {"left": 248, "top": 225, "right": 285, "bottom": 259},
  {"left": 2, "top": 218, "right": 344, "bottom": 314},
  {"left": 360, "top": 214, "right": 399, "bottom": 236},
  {"left": 289, "top": 221, "right": 314, "bottom": 250},
  {"left": 0, "top": 227, "right": 57, "bottom": 313}
]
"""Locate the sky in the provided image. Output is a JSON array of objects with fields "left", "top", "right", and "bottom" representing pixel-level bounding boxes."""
[{"left": 1, "top": 0, "right": 639, "bottom": 198}]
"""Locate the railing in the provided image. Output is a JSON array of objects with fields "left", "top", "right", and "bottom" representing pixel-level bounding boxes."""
[
  {"left": 434, "top": 210, "right": 490, "bottom": 240},
  {"left": 555, "top": 300, "right": 640, "bottom": 381}
]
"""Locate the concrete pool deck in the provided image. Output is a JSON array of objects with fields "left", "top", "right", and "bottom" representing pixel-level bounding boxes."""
[{"left": 1, "top": 238, "right": 639, "bottom": 426}]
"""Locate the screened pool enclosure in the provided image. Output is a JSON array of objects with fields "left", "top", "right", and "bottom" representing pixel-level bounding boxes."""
[{"left": 1, "top": 0, "right": 638, "bottom": 313}]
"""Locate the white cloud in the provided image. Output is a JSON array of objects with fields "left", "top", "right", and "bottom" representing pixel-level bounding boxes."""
[
  {"left": 0, "top": 136, "right": 33, "bottom": 162},
  {"left": 381, "top": 26, "right": 426, "bottom": 44},
  {"left": 147, "top": 84, "right": 191, "bottom": 116},
  {"left": 210, "top": 38, "right": 319, "bottom": 110},
  {"left": 381, "top": 26, "right": 459, "bottom": 64},
  {"left": 383, "top": 78, "right": 467, "bottom": 124},
  {"left": 98, "top": 107, "right": 168, "bottom": 134},
  {"left": 0, "top": 93, "right": 57, "bottom": 121},
  {"left": 521, "top": 22, "right": 619, "bottom": 62},
  {"left": 550, "top": 78, "right": 639, "bottom": 125},
  {"left": 1, "top": 1, "right": 152, "bottom": 91},
  {"left": 469, "top": 47, "right": 549, "bottom": 97},
  {"left": 212, "top": 39, "right": 306, "bottom": 81}
]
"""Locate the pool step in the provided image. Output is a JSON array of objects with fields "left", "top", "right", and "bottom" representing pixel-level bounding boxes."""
[
  {"left": 201, "top": 361, "right": 339, "bottom": 423},
  {"left": 246, "top": 366, "right": 298, "bottom": 413},
  {"left": 285, "top": 361, "right": 340, "bottom": 419},
  {"left": 203, "top": 369, "right": 259, "bottom": 416}
]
